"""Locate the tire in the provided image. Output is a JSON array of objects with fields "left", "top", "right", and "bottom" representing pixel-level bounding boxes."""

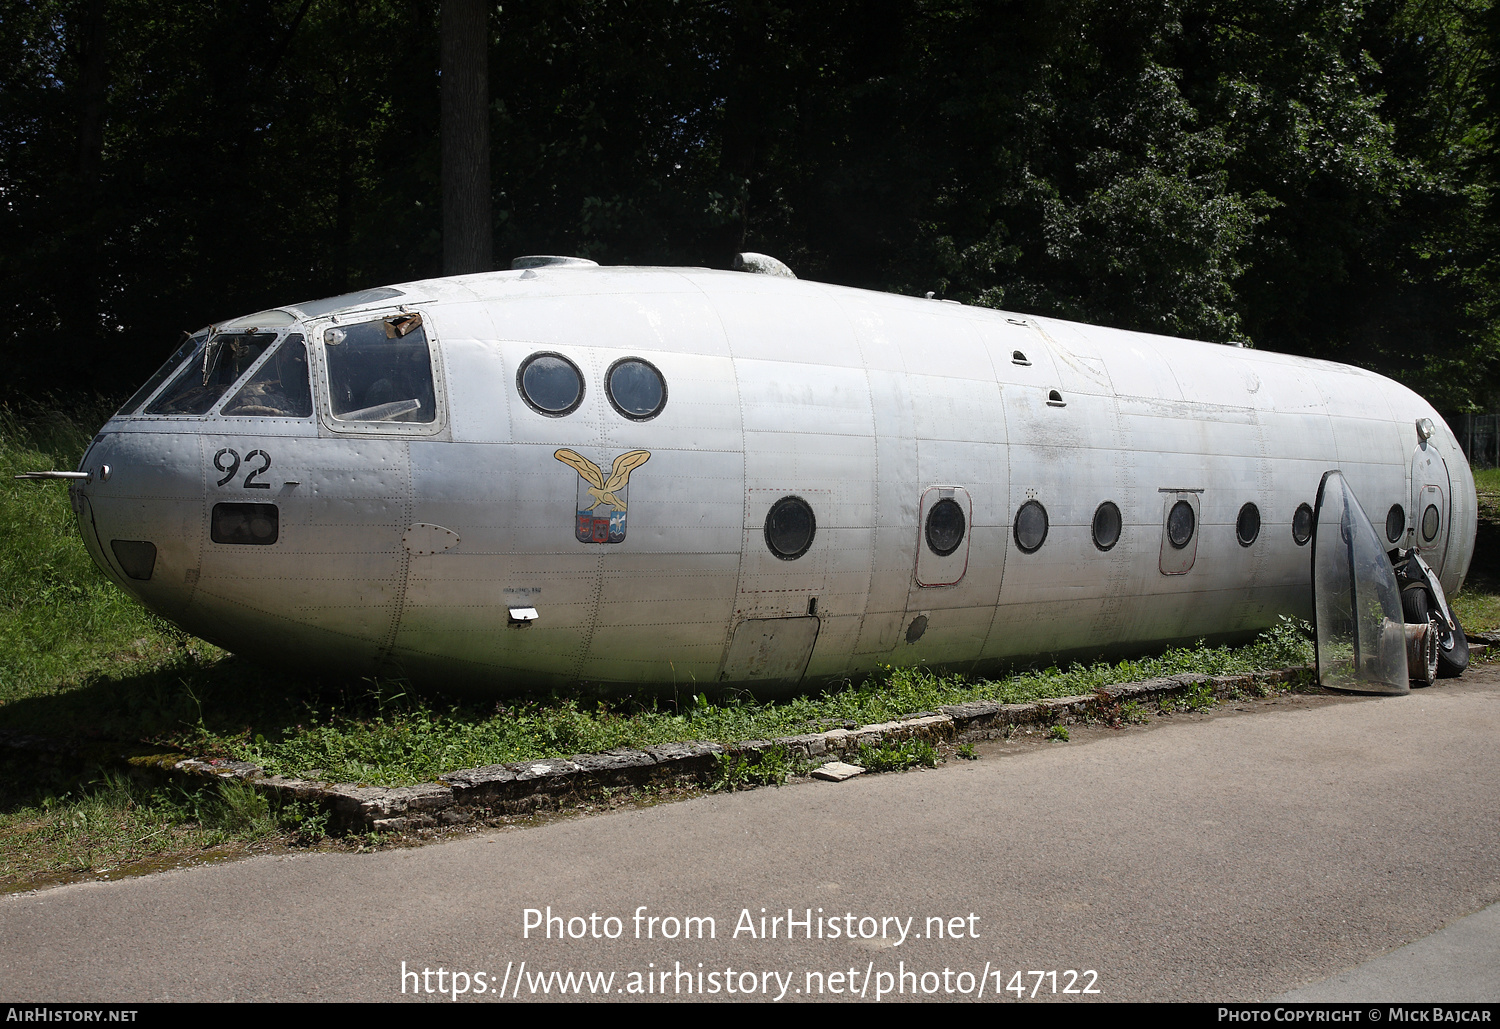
[
  {"left": 1402, "top": 584, "right": 1468, "bottom": 678},
  {"left": 1401, "top": 585, "right": 1439, "bottom": 685},
  {"left": 1401, "top": 583, "right": 1429, "bottom": 625},
  {"left": 1438, "top": 613, "right": 1469, "bottom": 678}
]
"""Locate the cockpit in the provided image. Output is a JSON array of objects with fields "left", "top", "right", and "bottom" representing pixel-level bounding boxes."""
[{"left": 108, "top": 297, "right": 440, "bottom": 430}]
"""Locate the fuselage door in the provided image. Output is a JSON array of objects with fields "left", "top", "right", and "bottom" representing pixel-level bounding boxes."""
[
  {"left": 720, "top": 616, "right": 821, "bottom": 691},
  {"left": 1158, "top": 490, "right": 1202, "bottom": 575},
  {"left": 915, "top": 486, "right": 972, "bottom": 587},
  {"left": 1410, "top": 442, "right": 1451, "bottom": 576}
]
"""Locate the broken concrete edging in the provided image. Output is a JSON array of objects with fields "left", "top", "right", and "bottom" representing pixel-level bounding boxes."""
[{"left": 158, "top": 665, "right": 1312, "bottom": 832}]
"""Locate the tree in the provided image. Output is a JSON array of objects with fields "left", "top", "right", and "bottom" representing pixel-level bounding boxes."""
[{"left": 442, "top": 0, "right": 492, "bottom": 274}]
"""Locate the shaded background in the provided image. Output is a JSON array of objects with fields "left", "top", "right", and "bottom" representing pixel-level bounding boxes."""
[{"left": 3, "top": 0, "right": 1499, "bottom": 414}]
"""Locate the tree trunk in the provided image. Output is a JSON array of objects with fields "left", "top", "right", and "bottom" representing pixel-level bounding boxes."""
[
  {"left": 441, "top": 0, "right": 492, "bottom": 275},
  {"left": 65, "top": 0, "right": 107, "bottom": 360}
]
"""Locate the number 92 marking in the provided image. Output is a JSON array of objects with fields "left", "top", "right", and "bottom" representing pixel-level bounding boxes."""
[{"left": 213, "top": 447, "right": 272, "bottom": 489}]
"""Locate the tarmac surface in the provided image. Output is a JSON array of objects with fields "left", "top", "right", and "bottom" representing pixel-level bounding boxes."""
[{"left": 2, "top": 665, "right": 1498, "bottom": 1003}]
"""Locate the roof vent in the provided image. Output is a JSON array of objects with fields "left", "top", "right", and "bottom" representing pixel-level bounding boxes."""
[
  {"left": 732, "top": 252, "right": 797, "bottom": 278},
  {"left": 510, "top": 256, "right": 599, "bottom": 269}
]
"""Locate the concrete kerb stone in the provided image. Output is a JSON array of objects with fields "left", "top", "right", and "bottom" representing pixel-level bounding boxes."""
[{"left": 11, "top": 665, "right": 1312, "bottom": 832}]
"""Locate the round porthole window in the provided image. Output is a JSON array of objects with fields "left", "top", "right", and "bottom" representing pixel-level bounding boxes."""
[
  {"left": 1092, "top": 501, "right": 1122, "bottom": 551},
  {"left": 606, "top": 357, "right": 667, "bottom": 420},
  {"left": 1014, "top": 500, "right": 1048, "bottom": 553},
  {"left": 765, "top": 496, "right": 816, "bottom": 560},
  {"left": 1236, "top": 502, "right": 1261, "bottom": 547},
  {"left": 925, "top": 498, "right": 966, "bottom": 556},
  {"left": 518, "top": 352, "right": 584, "bottom": 416},
  {"left": 1422, "top": 504, "right": 1441, "bottom": 543},
  {"left": 1386, "top": 504, "right": 1406, "bottom": 544},
  {"left": 1167, "top": 499, "right": 1195, "bottom": 549},
  {"left": 1292, "top": 502, "right": 1313, "bottom": 546}
]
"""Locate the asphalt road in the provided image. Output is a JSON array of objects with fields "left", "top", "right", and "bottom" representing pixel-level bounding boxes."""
[{"left": 2, "top": 668, "right": 1498, "bottom": 1003}]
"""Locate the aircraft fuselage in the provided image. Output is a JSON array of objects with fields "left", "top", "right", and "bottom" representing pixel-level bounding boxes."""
[{"left": 68, "top": 264, "right": 1477, "bottom": 692}]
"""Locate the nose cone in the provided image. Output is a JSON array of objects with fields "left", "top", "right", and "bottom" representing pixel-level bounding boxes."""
[{"left": 74, "top": 431, "right": 204, "bottom": 619}]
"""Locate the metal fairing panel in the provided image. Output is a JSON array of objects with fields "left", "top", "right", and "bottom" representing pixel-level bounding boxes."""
[
  {"left": 67, "top": 264, "right": 1479, "bottom": 692},
  {"left": 193, "top": 435, "right": 412, "bottom": 669}
]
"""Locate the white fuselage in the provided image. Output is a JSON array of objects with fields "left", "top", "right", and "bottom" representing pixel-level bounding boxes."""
[{"left": 72, "top": 266, "right": 1477, "bottom": 691}]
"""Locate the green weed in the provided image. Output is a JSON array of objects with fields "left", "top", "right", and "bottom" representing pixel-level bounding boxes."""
[
  {"left": 1183, "top": 682, "right": 1218, "bottom": 711},
  {"left": 710, "top": 746, "right": 798, "bottom": 790},
  {"left": 855, "top": 738, "right": 939, "bottom": 772}
]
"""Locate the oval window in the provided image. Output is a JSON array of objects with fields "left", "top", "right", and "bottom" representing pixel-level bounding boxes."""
[
  {"left": 1422, "top": 504, "right": 1441, "bottom": 543},
  {"left": 518, "top": 352, "right": 584, "bottom": 416},
  {"left": 1092, "top": 501, "right": 1122, "bottom": 551},
  {"left": 765, "top": 496, "right": 816, "bottom": 560},
  {"left": 606, "top": 357, "right": 667, "bottom": 420},
  {"left": 925, "top": 498, "right": 966, "bottom": 556},
  {"left": 1236, "top": 502, "right": 1261, "bottom": 547},
  {"left": 1167, "top": 499, "right": 1196, "bottom": 549},
  {"left": 1292, "top": 502, "right": 1313, "bottom": 546},
  {"left": 1386, "top": 504, "right": 1406, "bottom": 544},
  {"left": 1014, "top": 500, "right": 1048, "bottom": 553}
]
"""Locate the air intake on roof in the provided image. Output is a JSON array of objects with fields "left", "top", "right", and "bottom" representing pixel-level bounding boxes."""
[
  {"left": 510, "top": 256, "right": 600, "bottom": 269},
  {"left": 733, "top": 252, "right": 797, "bottom": 278}
]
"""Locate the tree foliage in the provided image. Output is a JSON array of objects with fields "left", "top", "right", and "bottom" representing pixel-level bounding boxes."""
[{"left": 2, "top": 0, "right": 1497, "bottom": 408}]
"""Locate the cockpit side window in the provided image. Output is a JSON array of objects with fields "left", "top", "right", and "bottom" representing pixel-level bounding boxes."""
[
  {"left": 222, "top": 335, "right": 312, "bottom": 417},
  {"left": 145, "top": 332, "right": 277, "bottom": 415},
  {"left": 324, "top": 315, "right": 436, "bottom": 423}
]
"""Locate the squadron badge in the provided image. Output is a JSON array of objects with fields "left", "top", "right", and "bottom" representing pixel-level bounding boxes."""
[{"left": 553, "top": 448, "right": 651, "bottom": 544}]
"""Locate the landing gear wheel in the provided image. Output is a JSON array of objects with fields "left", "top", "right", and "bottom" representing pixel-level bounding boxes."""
[
  {"left": 1402, "top": 582, "right": 1430, "bottom": 625},
  {"left": 1402, "top": 586, "right": 1438, "bottom": 686},
  {"left": 1437, "top": 613, "right": 1469, "bottom": 678},
  {"left": 1402, "top": 585, "right": 1468, "bottom": 679}
]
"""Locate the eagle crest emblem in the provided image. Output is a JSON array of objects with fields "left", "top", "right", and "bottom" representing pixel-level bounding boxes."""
[{"left": 553, "top": 448, "right": 651, "bottom": 543}]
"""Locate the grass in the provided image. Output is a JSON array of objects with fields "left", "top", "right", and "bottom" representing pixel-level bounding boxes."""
[
  {"left": 0, "top": 398, "right": 199, "bottom": 704},
  {"left": 0, "top": 769, "right": 341, "bottom": 892},
  {"left": 3, "top": 625, "right": 1318, "bottom": 790},
  {"left": 856, "top": 738, "right": 941, "bottom": 771},
  {"left": 1456, "top": 466, "right": 1500, "bottom": 633},
  {"left": 711, "top": 746, "right": 803, "bottom": 790}
]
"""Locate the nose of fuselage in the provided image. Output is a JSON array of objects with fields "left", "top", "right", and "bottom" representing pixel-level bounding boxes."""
[{"left": 73, "top": 430, "right": 204, "bottom": 618}]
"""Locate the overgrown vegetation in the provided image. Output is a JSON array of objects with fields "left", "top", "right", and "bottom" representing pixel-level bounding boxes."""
[
  {"left": 711, "top": 746, "right": 803, "bottom": 791},
  {"left": 856, "top": 738, "right": 941, "bottom": 772},
  {"left": 0, "top": 771, "right": 342, "bottom": 894},
  {"left": 2, "top": 616, "right": 1320, "bottom": 792},
  {"left": 1453, "top": 468, "right": 1500, "bottom": 634},
  {"left": 0, "top": 398, "right": 194, "bottom": 705}
]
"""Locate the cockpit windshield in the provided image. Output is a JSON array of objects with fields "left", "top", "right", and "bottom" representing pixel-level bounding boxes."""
[
  {"left": 145, "top": 332, "right": 277, "bottom": 415},
  {"left": 116, "top": 332, "right": 206, "bottom": 418},
  {"left": 221, "top": 335, "right": 313, "bottom": 417}
]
